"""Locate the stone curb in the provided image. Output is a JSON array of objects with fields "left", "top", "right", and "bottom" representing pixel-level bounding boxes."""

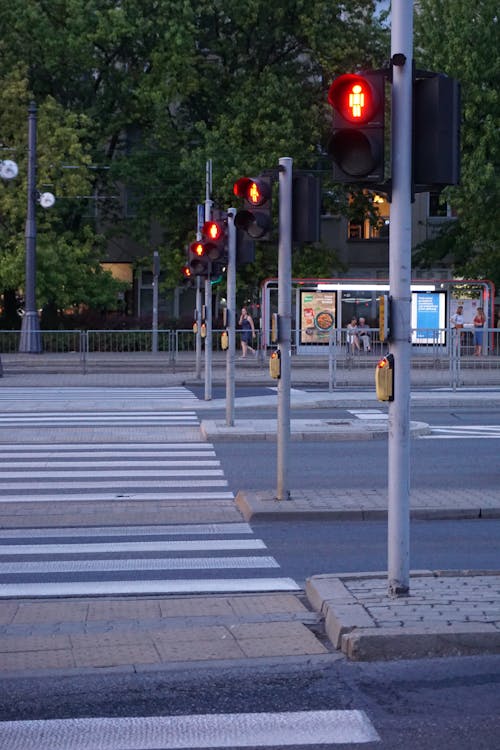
[
  {"left": 201, "top": 419, "right": 431, "bottom": 442},
  {"left": 234, "top": 490, "right": 500, "bottom": 522},
  {"left": 305, "top": 570, "right": 500, "bottom": 661}
]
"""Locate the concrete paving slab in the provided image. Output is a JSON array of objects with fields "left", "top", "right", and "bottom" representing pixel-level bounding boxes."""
[{"left": 0, "top": 593, "right": 328, "bottom": 677}]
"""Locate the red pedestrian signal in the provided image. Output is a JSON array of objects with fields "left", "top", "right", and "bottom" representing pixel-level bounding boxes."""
[
  {"left": 233, "top": 175, "right": 273, "bottom": 240},
  {"left": 188, "top": 240, "right": 210, "bottom": 276},
  {"left": 327, "top": 71, "right": 386, "bottom": 183},
  {"left": 202, "top": 214, "right": 227, "bottom": 261}
]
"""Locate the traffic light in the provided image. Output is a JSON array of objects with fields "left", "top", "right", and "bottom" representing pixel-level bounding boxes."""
[
  {"left": 187, "top": 214, "right": 227, "bottom": 277},
  {"left": 188, "top": 239, "right": 211, "bottom": 276},
  {"left": 327, "top": 71, "right": 385, "bottom": 183},
  {"left": 292, "top": 173, "right": 321, "bottom": 244},
  {"left": 202, "top": 214, "right": 227, "bottom": 262},
  {"left": 233, "top": 175, "right": 273, "bottom": 241},
  {"left": 413, "top": 73, "right": 460, "bottom": 189},
  {"left": 181, "top": 263, "right": 193, "bottom": 281}
]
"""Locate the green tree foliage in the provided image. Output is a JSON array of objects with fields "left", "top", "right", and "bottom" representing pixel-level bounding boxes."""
[
  {"left": 0, "top": 0, "right": 388, "bottom": 312},
  {"left": 414, "top": 1, "right": 500, "bottom": 285},
  {"left": 0, "top": 70, "right": 124, "bottom": 317}
]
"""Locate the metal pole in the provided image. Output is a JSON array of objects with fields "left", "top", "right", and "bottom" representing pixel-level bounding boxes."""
[
  {"left": 204, "top": 278, "right": 212, "bottom": 400},
  {"left": 276, "top": 157, "right": 293, "bottom": 501},
  {"left": 19, "top": 101, "right": 41, "bottom": 353},
  {"left": 152, "top": 250, "right": 159, "bottom": 353},
  {"left": 204, "top": 161, "right": 213, "bottom": 401},
  {"left": 387, "top": 0, "right": 413, "bottom": 596},
  {"left": 195, "top": 277, "right": 202, "bottom": 379},
  {"left": 226, "top": 208, "right": 236, "bottom": 425}
]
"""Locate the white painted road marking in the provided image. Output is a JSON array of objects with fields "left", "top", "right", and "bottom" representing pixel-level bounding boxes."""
[
  {"left": 0, "top": 578, "right": 300, "bottom": 597},
  {"left": 0, "top": 710, "right": 380, "bottom": 748},
  {"left": 422, "top": 425, "right": 500, "bottom": 439},
  {"left": 0, "top": 538, "right": 267, "bottom": 555}
]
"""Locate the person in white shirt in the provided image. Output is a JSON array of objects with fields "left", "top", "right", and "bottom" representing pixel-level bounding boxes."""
[
  {"left": 450, "top": 305, "right": 464, "bottom": 329},
  {"left": 358, "top": 317, "right": 371, "bottom": 352}
]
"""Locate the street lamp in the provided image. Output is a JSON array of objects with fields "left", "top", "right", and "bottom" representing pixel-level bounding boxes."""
[
  {"left": 0, "top": 160, "right": 18, "bottom": 180},
  {"left": 19, "top": 102, "right": 55, "bottom": 354}
]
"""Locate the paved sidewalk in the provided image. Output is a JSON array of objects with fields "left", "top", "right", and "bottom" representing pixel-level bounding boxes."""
[
  {"left": 0, "top": 593, "right": 331, "bottom": 677},
  {"left": 306, "top": 570, "right": 500, "bottom": 661}
]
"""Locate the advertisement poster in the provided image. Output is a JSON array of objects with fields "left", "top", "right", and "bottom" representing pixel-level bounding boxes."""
[
  {"left": 300, "top": 291, "right": 336, "bottom": 344},
  {"left": 411, "top": 291, "right": 446, "bottom": 344}
]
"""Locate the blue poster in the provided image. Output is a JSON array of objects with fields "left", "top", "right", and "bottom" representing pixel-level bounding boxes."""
[{"left": 412, "top": 292, "right": 445, "bottom": 344}]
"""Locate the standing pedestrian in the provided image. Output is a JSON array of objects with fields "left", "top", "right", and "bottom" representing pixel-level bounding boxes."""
[
  {"left": 473, "top": 306, "right": 486, "bottom": 356},
  {"left": 239, "top": 306, "right": 256, "bottom": 359}
]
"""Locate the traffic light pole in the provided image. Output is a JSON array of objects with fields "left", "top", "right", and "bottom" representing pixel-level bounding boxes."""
[
  {"left": 276, "top": 157, "right": 293, "bottom": 501},
  {"left": 195, "top": 277, "right": 202, "bottom": 379},
  {"left": 225, "top": 209, "right": 236, "bottom": 426},
  {"left": 204, "top": 162, "right": 213, "bottom": 401},
  {"left": 387, "top": 0, "right": 413, "bottom": 596}
]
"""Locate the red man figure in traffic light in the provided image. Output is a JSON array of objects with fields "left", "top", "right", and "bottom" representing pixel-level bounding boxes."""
[{"left": 233, "top": 176, "right": 273, "bottom": 241}]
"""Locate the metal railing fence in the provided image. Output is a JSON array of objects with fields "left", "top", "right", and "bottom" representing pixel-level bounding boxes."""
[{"left": 1, "top": 327, "right": 499, "bottom": 385}]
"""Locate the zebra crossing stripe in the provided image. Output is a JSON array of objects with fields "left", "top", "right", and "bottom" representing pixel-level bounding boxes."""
[
  {"left": 0, "top": 556, "right": 280, "bottom": 574},
  {"left": 0, "top": 413, "right": 198, "bottom": 423},
  {"left": 1, "top": 468, "right": 224, "bottom": 479},
  {"left": 1, "top": 539, "right": 267, "bottom": 555},
  {"left": 5, "top": 459, "right": 220, "bottom": 469},
  {"left": 0, "top": 578, "right": 300, "bottom": 597},
  {"left": 0, "top": 710, "right": 380, "bottom": 748},
  {"left": 0, "top": 491, "right": 235, "bottom": 502},
  {"left": 0, "top": 386, "right": 198, "bottom": 400},
  {"left": 0, "top": 479, "right": 228, "bottom": 491},
  {"left": 0, "top": 523, "right": 252, "bottom": 538},
  {"left": 0, "top": 442, "right": 214, "bottom": 451}
]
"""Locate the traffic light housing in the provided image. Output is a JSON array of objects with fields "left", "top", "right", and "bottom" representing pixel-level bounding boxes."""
[
  {"left": 292, "top": 173, "right": 321, "bottom": 244},
  {"left": 233, "top": 176, "right": 273, "bottom": 241},
  {"left": 187, "top": 213, "right": 227, "bottom": 277},
  {"left": 413, "top": 73, "right": 460, "bottom": 189},
  {"left": 327, "top": 71, "right": 385, "bottom": 184},
  {"left": 202, "top": 212, "right": 227, "bottom": 262},
  {"left": 375, "top": 353, "right": 394, "bottom": 401},
  {"left": 188, "top": 239, "right": 211, "bottom": 276}
]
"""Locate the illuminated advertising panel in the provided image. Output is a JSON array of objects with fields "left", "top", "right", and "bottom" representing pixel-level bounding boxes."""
[
  {"left": 300, "top": 291, "right": 336, "bottom": 344},
  {"left": 411, "top": 291, "right": 446, "bottom": 344}
]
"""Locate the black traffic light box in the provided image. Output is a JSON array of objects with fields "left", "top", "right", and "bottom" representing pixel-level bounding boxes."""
[
  {"left": 292, "top": 173, "right": 321, "bottom": 244},
  {"left": 413, "top": 73, "right": 461, "bottom": 189}
]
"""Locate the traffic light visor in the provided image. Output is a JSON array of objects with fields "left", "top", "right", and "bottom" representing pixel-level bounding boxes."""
[
  {"left": 191, "top": 241, "right": 206, "bottom": 257},
  {"left": 233, "top": 177, "right": 270, "bottom": 206},
  {"left": 328, "top": 74, "right": 377, "bottom": 124},
  {"left": 203, "top": 221, "right": 223, "bottom": 241}
]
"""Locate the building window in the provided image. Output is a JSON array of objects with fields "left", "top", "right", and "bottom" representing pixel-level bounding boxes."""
[{"left": 347, "top": 192, "right": 390, "bottom": 240}]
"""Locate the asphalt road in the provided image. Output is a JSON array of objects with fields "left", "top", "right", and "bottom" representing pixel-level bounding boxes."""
[
  {"left": 210, "top": 404, "right": 500, "bottom": 492},
  {"left": 2, "top": 655, "right": 499, "bottom": 749}
]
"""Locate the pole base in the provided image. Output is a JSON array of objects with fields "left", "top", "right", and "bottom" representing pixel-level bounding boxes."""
[{"left": 19, "top": 312, "right": 42, "bottom": 353}]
